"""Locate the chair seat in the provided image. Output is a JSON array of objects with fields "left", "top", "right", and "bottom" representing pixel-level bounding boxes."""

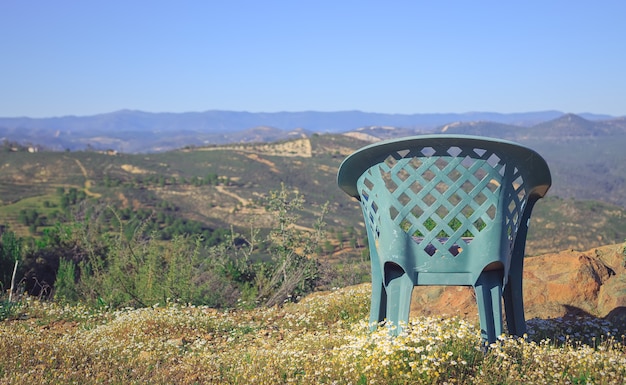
[{"left": 415, "top": 272, "right": 474, "bottom": 285}]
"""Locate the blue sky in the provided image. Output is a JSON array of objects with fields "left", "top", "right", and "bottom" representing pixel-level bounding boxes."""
[{"left": 2, "top": 1, "right": 625, "bottom": 118}]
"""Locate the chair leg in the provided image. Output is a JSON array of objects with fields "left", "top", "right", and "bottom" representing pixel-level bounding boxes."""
[
  {"left": 370, "top": 274, "right": 387, "bottom": 330},
  {"left": 474, "top": 270, "right": 504, "bottom": 344},
  {"left": 384, "top": 264, "right": 414, "bottom": 335},
  {"left": 503, "top": 270, "right": 527, "bottom": 337},
  {"left": 505, "top": 204, "right": 533, "bottom": 337}
]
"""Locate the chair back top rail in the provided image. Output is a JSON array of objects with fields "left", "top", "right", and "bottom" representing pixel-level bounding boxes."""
[{"left": 338, "top": 135, "right": 551, "bottom": 200}]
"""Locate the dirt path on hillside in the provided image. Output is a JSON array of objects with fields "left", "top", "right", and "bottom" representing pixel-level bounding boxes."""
[
  {"left": 245, "top": 153, "right": 280, "bottom": 173},
  {"left": 72, "top": 158, "right": 101, "bottom": 198},
  {"left": 215, "top": 185, "right": 250, "bottom": 206}
]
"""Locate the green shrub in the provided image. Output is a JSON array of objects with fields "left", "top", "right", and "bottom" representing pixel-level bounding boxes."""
[
  {"left": 10, "top": 185, "right": 331, "bottom": 311},
  {"left": 0, "top": 299, "right": 20, "bottom": 321},
  {"left": 76, "top": 227, "right": 217, "bottom": 308},
  {"left": 253, "top": 184, "right": 327, "bottom": 306},
  {"left": 53, "top": 258, "right": 79, "bottom": 303}
]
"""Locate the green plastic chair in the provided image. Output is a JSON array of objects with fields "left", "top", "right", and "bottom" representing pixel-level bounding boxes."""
[{"left": 337, "top": 135, "right": 551, "bottom": 343}]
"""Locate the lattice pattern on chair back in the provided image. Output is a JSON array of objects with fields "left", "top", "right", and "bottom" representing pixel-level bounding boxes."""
[{"left": 357, "top": 144, "right": 528, "bottom": 259}]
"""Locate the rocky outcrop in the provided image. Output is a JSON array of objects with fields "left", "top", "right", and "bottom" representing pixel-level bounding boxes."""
[{"left": 409, "top": 243, "right": 626, "bottom": 327}]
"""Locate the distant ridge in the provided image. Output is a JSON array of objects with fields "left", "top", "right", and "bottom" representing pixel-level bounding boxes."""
[
  {"left": 0, "top": 110, "right": 621, "bottom": 152},
  {"left": 528, "top": 113, "right": 625, "bottom": 137},
  {"left": 0, "top": 109, "right": 614, "bottom": 132}
]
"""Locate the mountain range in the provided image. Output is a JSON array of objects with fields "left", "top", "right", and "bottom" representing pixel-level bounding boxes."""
[{"left": 1, "top": 109, "right": 623, "bottom": 153}]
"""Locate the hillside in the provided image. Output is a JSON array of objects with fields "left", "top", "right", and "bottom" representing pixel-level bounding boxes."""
[
  {"left": 393, "top": 114, "right": 626, "bottom": 207},
  {"left": 521, "top": 134, "right": 626, "bottom": 207},
  {"left": 1, "top": 133, "right": 626, "bottom": 257},
  {"left": 3, "top": 110, "right": 626, "bottom": 209}
]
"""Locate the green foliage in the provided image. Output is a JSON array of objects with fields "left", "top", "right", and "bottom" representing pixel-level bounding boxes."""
[
  {"left": 54, "top": 258, "right": 79, "bottom": 303},
  {"left": 0, "top": 299, "right": 20, "bottom": 321},
  {"left": 19, "top": 221, "right": 107, "bottom": 297},
  {"left": 57, "top": 187, "right": 86, "bottom": 210},
  {"left": 16, "top": 185, "right": 331, "bottom": 310},
  {"left": 0, "top": 230, "right": 21, "bottom": 292},
  {"left": 74, "top": 219, "right": 223, "bottom": 308},
  {"left": 101, "top": 170, "right": 228, "bottom": 190},
  {"left": 0, "top": 207, "right": 226, "bottom": 308},
  {"left": 254, "top": 184, "right": 327, "bottom": 306},
  {"left": 92, "top": 202, "right": 227, "bottom": 246}
]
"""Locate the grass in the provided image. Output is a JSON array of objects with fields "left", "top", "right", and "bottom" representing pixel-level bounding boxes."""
[{"left": 2, "top": 284, "right": 625, "bottom": 384}]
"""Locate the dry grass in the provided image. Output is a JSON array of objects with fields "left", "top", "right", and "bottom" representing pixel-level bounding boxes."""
[{"left": 1, "top": 285, "right": 625, "bottom": 384}]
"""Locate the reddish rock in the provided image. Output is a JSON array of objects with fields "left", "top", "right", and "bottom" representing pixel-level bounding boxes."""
[{"left": 409, "top": 243, "right": 626, "bottom": 326}]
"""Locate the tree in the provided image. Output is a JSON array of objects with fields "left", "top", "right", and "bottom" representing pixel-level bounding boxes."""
[
  {"left": 60, "top": 195, "right": 71, "bottom": 210},
  {"left": 336, "top": 230, "right": 345, "bottom": 249},
  {"left": 68, "top": 188, "right": 78, "bottom": 205}
]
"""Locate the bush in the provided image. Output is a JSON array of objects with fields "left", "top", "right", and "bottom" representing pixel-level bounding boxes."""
[
  {"left": 53, "top": 258, "right": 79, "bottom": 303},
  {"left": 252, "top": 184, "right": 327, "bottom": 306},
  {"left": 11, "top": 185, "right": 332, "bottom": 311},
  {"left": 76, "top": 228, "right": 217, "bottom": 308},
  {"left": 0, "top": 299, "right": 20, "bottom": 321}
]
